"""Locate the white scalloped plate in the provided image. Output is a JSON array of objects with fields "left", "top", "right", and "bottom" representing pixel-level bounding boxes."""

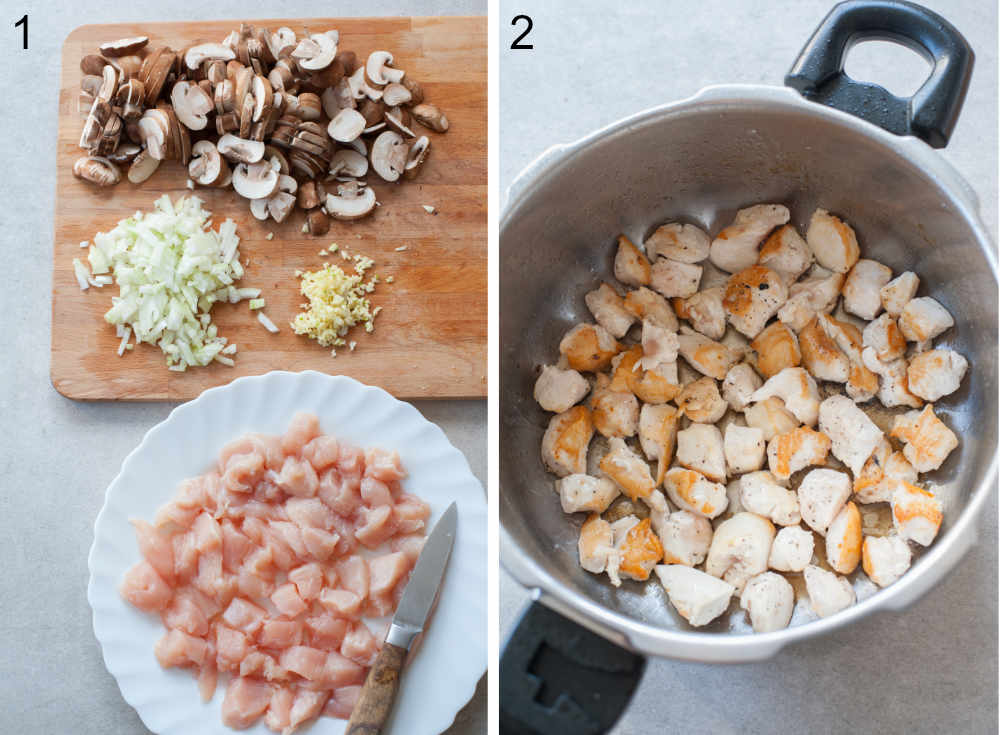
[{"left": 88, "top": 371, "right": 486, "bottom": 735}]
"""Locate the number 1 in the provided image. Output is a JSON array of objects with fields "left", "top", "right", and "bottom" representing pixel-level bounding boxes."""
[{"left": 15, "top": 14, "right": 26, "bottom": 49}]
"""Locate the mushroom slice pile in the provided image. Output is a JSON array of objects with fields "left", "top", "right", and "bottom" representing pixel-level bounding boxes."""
[{"left": 533, "top": 201, "right": 965, "bottom": 633}]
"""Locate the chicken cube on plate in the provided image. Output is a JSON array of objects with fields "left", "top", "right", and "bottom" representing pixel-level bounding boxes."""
[
  {"left": 655, "top": 564, "right": 735, "bottom": 627},
  {"left": 705, "top": 512, "right": 776, "bottom": 593},
  {"left": 739, "top": 470, "right": 800, "bottom": 526},
  {"left": 744, "top": 397, "right": 799, "bottom": 441},
  {"left": 778, "top": 269, "right": 846, "bottom": 332},
  {"left": 798, "top": 468, "right": 852, "bottom": 535},
  {"left": 676, "top": 423, "right": 727, "bottom": 482},
  {"left": 638, "top": 403, "right": 680, "bottom": 485},
  {"left": 722, "top": 265, "right": 788, "bottom": 339},
  {"left": 556, "top": 474, "right": 619, "bottom": 514},
  {"left": 750, "top": 322, "right": 801, "bottom": 379},
  {"left": 676, "top": 377, "right": 728, "bottom": 423},
  {"left": 534, "top": 365, "right": 590, "bottom": 413},
  {"left": 740, "top": 571, "right": 795, "bottom": 633},
  {"left": 891, "top": 482, "right": 943, "bottom": 546},
  {"left": 757, "top": 224, "right": 813, "bottom": 284},
  {"left": 749, "top": 366, "right": 820, "bottom": 426},
  {"left": 862, "top": 312, "right": 906, "bottom": 363},
  {"left": 724, "top": 424, "right": 766, "bottom": 475},
  {"left": 853, "top": 439, "right": 918, "bottom": 504},
  {"left": 768, "top": 526, "right": 815, "bottom": 572},
  {"left": 541, "top": 405, "right": 594, "bottom": 477},
  {"left": 650, "top": 258, "right": 703, "bottom": 299},
  {"left": 898, "top": 297, "right": 954, "bottom": 342},
  {"left": 880, "top": 271, "right": 919, "bottom": 317},
  {"left": 559, "top": 323, "right": 621, "bottom": 372},
  {"left": 614, "top": 517, "right": 664, "bottom": 582},
  {"left": 599, "top": 437, "right": 656, "bottom": 502},
  {"left": 589, "top": 374, "right": 640, "bottom": 438},
  {"left": 673, "top": 286, "right": 726, "bottom": 339},
  {"left": 818, "top": 395, "right": 884, "bottom": 476},
  {"left": 803, "top": 564, "right": 856, "bottom": 618},
  {"left": 645, "top": 222, "right": 712, "bottom": 263},
  {"left": 677, "top": 326, "right": 740, "bottom": 380},
  {"left": 907, "top": 348, "right": 968, "bottom": 402},
  {"left": 613, "top": 234, "right": 651, "bottom": 287},
  {"left": 585, "top": 283, "right": 635, "bottom": 338},
  {"left": 640, "top": 319, "right": 679, "bottom": 369},
  {"left": 663, "top": 467, "right": 728, "bottom": 519},
  {"left": 890, "top": 404, "right": 958, "bottom": 472},
  {"left": 862, "top": 535, "right": 912, "bottom": 587},
  {"left": 710, "top": 203, "right": 790, "bottom": 274},
  {"left": 578, "top": 513, "right": 615, "bottom": 576},
  {"left": 825, "top": 501, "right": 862, "bottom": 574},
  {"left": 843, "top": 259, "right": 892, "bottom": 320},
  {"left": 806, "top": 209, "right": 860, "bottom": 274},
  {"left": 624, "top": 286, "right": 678, "bottom": 331},
  {"left": 654, "top": 510, "right": 713, "bottom": 567},
  {"left": 766, "top": 426, "right": 831, "bottom": 482},
  {"left": 799, "top": 316, "right": 850, "bottom": 382},
  {"left": 722, "top": 363, "right": 764, "bottom": 412}
]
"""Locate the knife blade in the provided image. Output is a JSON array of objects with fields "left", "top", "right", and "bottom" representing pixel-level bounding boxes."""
[
  {"left": 346, "top": 502, "right": 458, "bottom": 735},
  {"left": 385, "top": 500, "right": 458, "bottom": 650}
]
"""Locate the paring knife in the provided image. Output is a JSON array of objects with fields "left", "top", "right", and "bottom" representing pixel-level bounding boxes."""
[{"left": 346, "top": 501, "right": 458, "bottom": 734}]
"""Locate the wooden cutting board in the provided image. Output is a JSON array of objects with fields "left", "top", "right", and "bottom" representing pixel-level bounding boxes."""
[{"left": 53, "top": 17, "right": 486, "bottom": 400}]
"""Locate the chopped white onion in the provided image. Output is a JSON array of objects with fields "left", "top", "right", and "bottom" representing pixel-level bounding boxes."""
[{"left": 257, "top": 312, "right": 279, "bottom": 333}]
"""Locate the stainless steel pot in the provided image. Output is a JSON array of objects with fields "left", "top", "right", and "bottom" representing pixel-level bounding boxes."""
[{"left": 501, "top": 2, "right": 995, "bottom": 730}]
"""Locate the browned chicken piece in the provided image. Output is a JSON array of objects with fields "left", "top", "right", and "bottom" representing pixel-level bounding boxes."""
[
  {"left": 890, "top": 404, "right": 958, "bottom": 473},
  {"left": 645, "top": 222, "right": 712, "bottom": 264},
  {"left": 805, "top": 209, "right": 860, "bottom": 274},
  {"left": 673, "top": 287, "right": 726, "bottom": 340},
  {"left": 600, "top": 437, "right": 656, "bottom": 502},
  {"left": 799, "top": 316, "right": 850, "bottom": 382},
  {"left": 559, "top": 323, "right": 621, "bottom": 372},
  {"left": 880, "top": 271, "right": 919, "bottom": 317},
  {"left": 663, "top": 467, "right": 729, "bottom": 519},
  {"left": 843, "top": 259, "right": 892, "bottom": 320},
  {"left": 722, "top": 363, "right": 764, "bottom": 412},
  {"left": 817, "top": 314, "right": 878, "bottom": 403},
  {"left": 541, "top": 405, "right": 594, "bottom": 477},
  {"left": 533, "top": 365, "right": 591, "bottom": 413},
  {"left": 750, "top": 322, "right": 801, "bottom": 378},
  {"left": 640, "top": 319, "right": 679, "bottom": 369},
  {"left": 907, "top": 348, "right": 968, "bottom": 402},
  {"left": 862, "top": 313, "right": 906, "bottom": 363},
  {"left": 766, "top": 426, "right": 831, "bottom": 482},
  {"left": 589, "top": 373, "right": 640, "bottom": 438},
  {"left": 853, "top": 438, "right": 917, "bottom": 504},
  {"left": 898, "top": 297, "right": 954, "bottom": 342},
  {"left": 638, "top": 403, "right": 680, "bottom": 485},
  {"left": 749, "top": 366, "right": 820, "bottom": 426},
  {"left": 584, "top": 282, "right": 635, "bottom": 338},
  {"left": 777, "top": 269, "right": 845, "bottom": 332},
  {"left": 722, "top": 265, "right": 788, "bottom": 338},
  {"left": 676, "top": 423, "right": 727, "bottom": 483},
  {"left": 624, "top": 286, "right": 679, "bottom": 331},
  {"left": 650, "top": 258, "right": 703, "bottom": 299},
  {"left": 710, "top": 204, "right": 790, "bottom": 273},
  {"left": 676, "top": 377, "right": 728, "bottom": 423},
  {"left": 744, "top": 397, "right": 799, "bottom": 441},
  {"left": 757, "top": 224, "right": 813, "bottom": 284},
  {"left": 676, "top": 325, "right": 740, "bottom": 380},
  {"left": 613, "top": 234, "right": 651, "bottom": 287},
  {"left": 609, "top": 345, "right": 682, "bottom": 404}
]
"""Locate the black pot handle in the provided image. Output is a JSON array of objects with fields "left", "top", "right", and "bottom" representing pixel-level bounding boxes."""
[
  {"left": 784, "top": 0, "right": 974, "bottom": 148},
  {"left": 499, "top": 602, "right": 645, "bottom": 735}
]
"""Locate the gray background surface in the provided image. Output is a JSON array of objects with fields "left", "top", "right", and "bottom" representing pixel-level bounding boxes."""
[
  {"left": 0, "top": 2, "right": 484, "bottom": 734},
  {"left": 499, "top": 1, "right": 998, "bottom": 733}
]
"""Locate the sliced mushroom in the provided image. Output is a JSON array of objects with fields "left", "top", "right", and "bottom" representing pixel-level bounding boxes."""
[
  {"left": 370, "top": 130, "right": 408, "bottom": 182},
  {"left": 365, "top": 51, "right": 405, "bottom": 87},
  {"left": 411, "top": 103, "right": 449, "bottom": 132},
  {"left": 127, "top": 149, "right": 160, "bottom": 184},
  {"left": 81, "top": 55, "right": 108, "bottom": 76},
  {"left": 217, "top": 134, "right": 265, "bottom": 163},
  {"left": 170, "top": 81, "right": 213, "bottom": 131},
  {"left": 385, "top": 109, "right": 416, "bottom": 138},
  {"left": 329, "top": 149, "right": 368, "bottom": 178},
  {"left": 232, "top": 160, "right": 279, "bottom": 199},
  {"left": 321, "top": 79, "right": 356, "bottom": 118},
  {"left": 109, "top": 54, "right": 142, "bottom": 80},
  {"left": 297, "top": 180, "right": 325, "bottom": 210},
  {"left": 99, "top": 36, "right": 149, "bottom": 57},
  {"left": 306, "top": 209, "right": 330, "bottom": 235},
  {"left": 297, "top": 92, "right": 321, "bottom": 120},
  {"left": 382, "top": 82, "right": 412, "bottom": 107},
  {"left": 185, "top": 42, "right": 236, "bottom": 70},
  {"left": 73, "top": 156, "right": 120, "bottom": 186},
  {"left": 188, "top": 140, "right": 229, "bottom": 186},
  {"left": 292, "top": 33, "right": 337, "bottom": 71},
  {"left": 106, "top": 143, "right": 141, "bottom": 166},
  {"left": 347, "top": 66, "right": 382, "bottom": 102},
  {"left": 403, "top": 136, "right": 430, "bottom": 179},
  {"left": 327, "top": 109, "right": 366, "bottom": 143},
  {"left": 267, "top": 27, "right": 297, "bottom": 59},
  {"left": 251, "top": 75, "right": 274, "bottom": 122},
  {"left": 136, "top": 109, "right": 167, "bottom": 160},
  {"left": 324, "top": 183, "right": 377, "bottom": 220},
  {"left": 402, "top": 77, "right": 425, "bottom": 105}
]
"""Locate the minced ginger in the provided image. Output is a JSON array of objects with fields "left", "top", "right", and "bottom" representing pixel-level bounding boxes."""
[{"left": 292, "top": 254, "right": 382, "bottom": 355}]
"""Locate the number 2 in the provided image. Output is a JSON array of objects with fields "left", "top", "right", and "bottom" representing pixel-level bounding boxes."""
[
  {"left": 14, "top": 14, "right": 26, "bottom": 49},
  {"left": 510, "top": 15, "right": 533, "bottom": 50}
]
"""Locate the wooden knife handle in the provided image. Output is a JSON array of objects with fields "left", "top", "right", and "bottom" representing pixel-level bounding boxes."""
[{"left": 345, "top": 642, "right": 407, "bottom": 735}]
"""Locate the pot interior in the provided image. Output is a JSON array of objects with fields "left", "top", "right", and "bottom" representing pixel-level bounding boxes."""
[{"left": 500, "top": 92, "right": 997, "bottom": 636}]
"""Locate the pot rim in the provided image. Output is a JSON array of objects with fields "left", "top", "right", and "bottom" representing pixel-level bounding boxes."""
[{"left": 500, "top": 82, "right": 998, "bottom": 662}]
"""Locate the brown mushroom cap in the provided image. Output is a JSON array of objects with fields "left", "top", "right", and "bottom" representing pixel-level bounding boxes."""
[
  {"left": 73, "top": 156, "right": 121, "bottom": 186},
  {"left": 99, "top": 36, "right": 149, "bottom": 58}
]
